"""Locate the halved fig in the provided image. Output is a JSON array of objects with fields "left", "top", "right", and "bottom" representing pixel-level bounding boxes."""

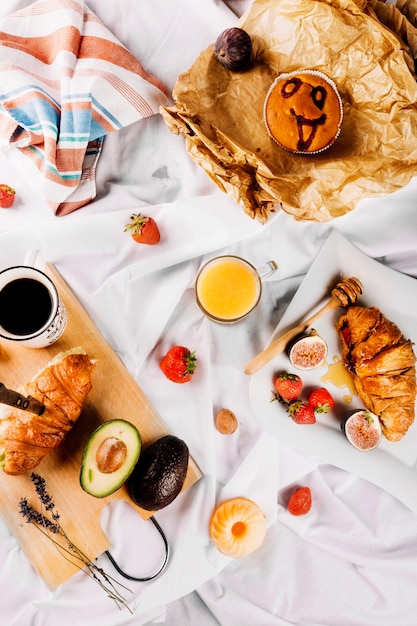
[
  {"left": 288, "top": 329, "right": 328, "bottom": 370},
  {"left": 341, "top": 409, "right": 382, "bottom": 451}
]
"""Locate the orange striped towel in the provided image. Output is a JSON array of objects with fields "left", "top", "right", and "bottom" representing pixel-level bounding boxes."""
[{"left": 0, "top": 0, "right": 168, "bottom": 215}]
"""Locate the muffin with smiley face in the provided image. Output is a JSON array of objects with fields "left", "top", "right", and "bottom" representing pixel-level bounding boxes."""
[{"left": 264, "top": 70, "right": 343, "bottom": 155}]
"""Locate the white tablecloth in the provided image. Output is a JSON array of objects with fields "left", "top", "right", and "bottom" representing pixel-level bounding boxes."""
[{"left": 1, "top": 1, "right": 417, "bottom": 625}]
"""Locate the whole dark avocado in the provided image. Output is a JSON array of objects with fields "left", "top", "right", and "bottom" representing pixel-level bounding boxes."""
[{"left": 128, "top": 435, "right": 189, "bottom": 511}]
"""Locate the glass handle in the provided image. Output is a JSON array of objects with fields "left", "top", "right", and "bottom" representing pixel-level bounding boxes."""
[{"left": 257, "top": 260, "right": 278, "bottom": 279}]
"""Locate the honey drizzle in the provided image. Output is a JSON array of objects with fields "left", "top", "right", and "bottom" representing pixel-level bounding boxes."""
[{"left": 320, "top": 356, "right": 357, "bottom": 401}]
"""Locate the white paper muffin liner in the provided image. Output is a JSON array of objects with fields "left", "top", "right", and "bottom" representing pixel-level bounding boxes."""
[{"left": 263, "top": 69, "right": 344, "bottom": 155}]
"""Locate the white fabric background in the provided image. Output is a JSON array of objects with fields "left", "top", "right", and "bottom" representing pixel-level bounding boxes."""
[{"left": 1, "top": 1, "right": 417, "bottom": 625}]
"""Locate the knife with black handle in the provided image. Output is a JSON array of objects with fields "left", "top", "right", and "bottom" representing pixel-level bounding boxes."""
[{"left": 0, "top": 382, "right": 45, "bottom": 415}]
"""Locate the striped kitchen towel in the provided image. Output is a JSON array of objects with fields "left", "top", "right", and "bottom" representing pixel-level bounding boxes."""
[{"left": 0, "top": 0, "right": 168, "bottom": 215}]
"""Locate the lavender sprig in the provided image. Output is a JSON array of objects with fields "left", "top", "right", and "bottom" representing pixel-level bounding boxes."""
[
  {"left": 18, "top": 473, "right": 134, "bottom": 612},
  {"left": 31, "top": 473, "right": 57, "bottom": 512},
  {"left": 19, "top": 496, "right": 60, "bottom": 533}
]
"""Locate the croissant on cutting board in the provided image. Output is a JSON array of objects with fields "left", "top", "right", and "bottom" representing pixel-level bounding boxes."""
[
  {"left": 0, "top": 348, "right": 94, "bottom": 475},
  {"left": 336, "top": 306, "right": 416, "bottom": 442}
]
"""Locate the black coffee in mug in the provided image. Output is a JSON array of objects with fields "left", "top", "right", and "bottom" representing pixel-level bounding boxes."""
[{"left": 0, "top": 277, "right": 53, "bottom": 336}]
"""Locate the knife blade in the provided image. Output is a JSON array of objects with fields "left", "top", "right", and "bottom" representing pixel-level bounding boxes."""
[{"left": 0, "top": 382, "right": 45, "bottom": 415}]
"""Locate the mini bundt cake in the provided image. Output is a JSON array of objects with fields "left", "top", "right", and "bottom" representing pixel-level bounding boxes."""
[
  {"left": 264, "top": 69, "right": 343, "bottom": 154},
  {"left": 209, "top": 497, "right": 267, "bottom": 557}
]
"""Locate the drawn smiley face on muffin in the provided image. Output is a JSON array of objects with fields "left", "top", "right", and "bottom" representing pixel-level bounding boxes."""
[
  {"left": 281, "top": 77, "right": 327, "bottom": 151},
  {"left": 265, "top": 73, "right": 342, "bottom": 153}
]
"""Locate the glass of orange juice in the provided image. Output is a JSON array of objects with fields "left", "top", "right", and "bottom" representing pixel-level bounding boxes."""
[{"left": 195, "top": 255, "right": 278, "bottom": 324}]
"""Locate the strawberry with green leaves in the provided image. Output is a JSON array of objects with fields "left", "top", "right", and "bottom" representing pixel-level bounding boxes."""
[
  {"left": 0, "top": 184, "right": 15, "bottom": 208},
  {"left": 274, "top": 372, "right": 302, "bottom": 401},
  {"left": 124, "top": 213, "right": 160, "bottom": 245},
  {"left": 308, "top": 387, "right": 335, "bottom": 414},
  {"left": 288, "top": 400, "right": 316, "bottom": 424},
  {"left": 160, "top": 346, "right": 197, "bottom": 383}
]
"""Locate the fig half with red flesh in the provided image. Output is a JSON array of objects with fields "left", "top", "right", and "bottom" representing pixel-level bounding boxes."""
[
  {"left": 341, "top": 409, "right": 382, "bottom": 451},
  {"left": 288, "top": 329, "right": 328, "bottom": 370}
]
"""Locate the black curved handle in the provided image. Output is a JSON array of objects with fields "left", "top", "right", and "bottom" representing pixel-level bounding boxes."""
[{"left": 105, "top": 516, "right": 170, "bottom": 582}]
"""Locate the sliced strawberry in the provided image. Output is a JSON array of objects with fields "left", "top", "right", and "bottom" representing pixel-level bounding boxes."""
[
  {"left": 274, "top": 372, "right": 303, "bottom": 401},
  {"left": 288, "top": 400, "right": 316, "bottom": 424},
  {"left": 0, "top": 184, "right": 16, "bottom": 208},
  {"left": 288, "top": 486, "right": 312, "bottom": 515},
  {"left": 308, "top": 387, "right": 335, "bottom": 414},
  {"left": 160, "top": 346, "right": 197, "bottom": 383},
  {"left": 124, "top": 213, "right": 160, "bottom": 245}
]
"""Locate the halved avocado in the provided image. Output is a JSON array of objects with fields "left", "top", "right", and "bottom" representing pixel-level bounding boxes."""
[{"left": 80, "top": 419, "right": 141, "bottom": 498}]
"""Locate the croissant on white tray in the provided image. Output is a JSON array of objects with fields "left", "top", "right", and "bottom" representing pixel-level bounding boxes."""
[
  {"left": 0, "top": 348, "right": 94, "bottom": 475},
  {"left": 336, "top": 306, "right": 416, "bottom": 442}
]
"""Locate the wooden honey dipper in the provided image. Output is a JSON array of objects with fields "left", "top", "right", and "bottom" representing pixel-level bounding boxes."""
[{"left": 244, "top": 276, "right": 363, "bottom": 375}]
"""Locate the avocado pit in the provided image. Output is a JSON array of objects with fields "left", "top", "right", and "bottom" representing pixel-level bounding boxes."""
[{"left": 96, "top": 437, "right": 128, "bottom": 473}]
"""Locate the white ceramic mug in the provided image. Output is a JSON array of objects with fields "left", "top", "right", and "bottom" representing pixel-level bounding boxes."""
[{"left": 0, "top": 250, "right": 68, "bottom": 348}]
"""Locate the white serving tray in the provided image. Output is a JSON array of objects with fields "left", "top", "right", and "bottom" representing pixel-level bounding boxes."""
[{"left": 249, "top": 230, "right": 417, "bottom": 513}]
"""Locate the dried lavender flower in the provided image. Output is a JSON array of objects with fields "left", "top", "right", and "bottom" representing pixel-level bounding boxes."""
[
  {"left": 18, "top": 474, "right": 133, "bottom": 612},
  {"left": 31, "top": 473, "right": 57, "bottom": 512},
  {"left": 19, "top": 496, "right": 60, "bottom": 533}
]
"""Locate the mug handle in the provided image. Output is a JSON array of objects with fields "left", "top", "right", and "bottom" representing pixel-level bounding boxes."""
[{"left": 24, "top": 248, "right": 44, "bottom": 270}]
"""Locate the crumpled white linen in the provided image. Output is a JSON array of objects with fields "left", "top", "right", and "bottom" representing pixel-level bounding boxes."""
[
  {"left": 1, "top": 0, "right": 417, "bottom": 625},
  {"left": 167, "top": 463, "right": 417, "bottom": 626}
]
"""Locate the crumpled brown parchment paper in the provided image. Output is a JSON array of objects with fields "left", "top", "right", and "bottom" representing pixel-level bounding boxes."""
[{"left": 160, "top": 0, "right": 417, "bottom": 222}]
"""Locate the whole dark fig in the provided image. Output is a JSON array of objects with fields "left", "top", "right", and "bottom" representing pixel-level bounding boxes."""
[{"left": 214, "top": 27, "right": 252, "bottom": 71}]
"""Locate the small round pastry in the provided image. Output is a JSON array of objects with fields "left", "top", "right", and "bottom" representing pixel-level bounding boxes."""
[
  {"left": 209, "top": 497, "right": 267, "bottom": 557},
  {"left": 264, "top": 70, "right": 343, "bottom": 154}
]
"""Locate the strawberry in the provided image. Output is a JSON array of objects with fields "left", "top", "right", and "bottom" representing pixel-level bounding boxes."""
[
  {"left": 124, "top": 213, "right": 160, "bottom": 245},
  {"left": 0, "top": 184, "right": 16, "bottom": 208},
  {"left": 308, "top": 387, "right": 335, "bottom": 414},
  {"left": 288, "top": 486, "right": 312, "bottom": 516},
  {"left": 160, "top": 346, "right": 197, "bottom": 383},
  {"left": 274, "top": 372, "right": 302, "bottom": 401},
  {"left": 288, "top": 400, "right": 316, "bottom": 424}
]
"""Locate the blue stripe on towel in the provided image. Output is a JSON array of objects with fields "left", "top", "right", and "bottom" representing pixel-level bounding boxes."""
[
  {"left": 3, "top": 86, "right": 123, "bottom": 144},
  {"left": 0, "top": 84, "right": 60, "bottom": 108},
  {"left": 91, "top": 95, "right": 123, "bottom": 130},
  {"left": 0, "top": 85, "right": 60, "bottom": 128},
  {"left": 5, "top": 99, "right": 59, "bottom": 134},
  {"left": 27, "top": 145, "right": 82, "bottom": 180}
]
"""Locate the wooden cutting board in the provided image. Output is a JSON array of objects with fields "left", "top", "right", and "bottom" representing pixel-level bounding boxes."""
[{"left": 0, "top": 264, "right": 202, "bottom": 590}]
